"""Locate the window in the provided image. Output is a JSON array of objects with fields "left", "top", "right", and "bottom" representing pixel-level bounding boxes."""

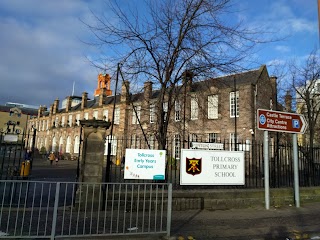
[
  {"left": 61, "top": 116, "right": 65, "bottom": 127},
  {"left": 230, "top": 91, "right": 239, "bottom": 117},
  {"left": 131, "top": 134, "right": 136, "bottom": 148},
  {"left": 208, "top": 95, "right": 218, "bottom": 119},
  {"left": 132, "top": 105, "right": 141, "bottom": 124},
  {"left": 208, "top": 133, "right": 220, "bottom": 143},
  {"left": 175, "top": 100, "right": 181, "bottom": 121},
  {"left": 229, "top": 133, "right": 239, "bottom": 151},
  {"left": 84, "top": 112, "right": 89, "bottom": 120},
  {"left": 163, "top": 102, "right": 168, "bottom": 121},
  {"left": 93, "top": 110, "right": 99, "bottom": 120},
  {"left": 68, "top": 115, "right": 72, "bottom": 126},
  {"left": 66, "top": 136, "right": 71, "bottom": 153},
  {"left": 190, "top": 133, "right": 198, "bottom": 142},
  {"left": 74, "top": 136, "right": 80, "bottom": 154},
  {"left": 76, "top": 114, "right": 80, "bottom": 126},
  {"left": 103, "top": 109, "right": 108, "bottom": 121},
  {"left": 46, "top": 120, "right": 49, "bottom": 130},
  {"left": 150, "top": 104, "right": 155, "bottom": 123},
  {"left": 59, "top": 137, "right": 63, "bottom": 153},
  {"left": 55, "top": 117, "right": 59, "bottom": 127},
  {"left": 52, "top": 136, "right": 57, "bottom": 152},
  {"left": 191, "top": 97, "right": 198, "bottom": 120},
  {"left": 104, "top": 135, "right": 117, "bottom": 156},
  {"left": 114, "top": 107, "right": 120, "bottom": 124},
  {"left": 173, "top": 134, "right": 181, "bottom": 159},
  {"left": 149, "top": 135, "right": 155, "bottom": 150}
]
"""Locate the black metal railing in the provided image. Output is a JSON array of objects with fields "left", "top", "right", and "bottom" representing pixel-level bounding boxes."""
[{"left": 105, "top": 136, "right": 320, "bottom": 189}]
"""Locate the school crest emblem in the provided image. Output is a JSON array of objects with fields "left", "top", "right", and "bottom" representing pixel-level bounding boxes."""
[{"left": 186, "top": 157, "right": 202, "bottom": 176}]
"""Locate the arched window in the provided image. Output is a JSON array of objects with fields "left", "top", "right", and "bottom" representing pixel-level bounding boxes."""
[
  {"left": 59, "top": 137, "right": 63, "bottom": 153},
  {"left": 52, "top": 136, "right": 57, "bottom": 152},
  {"left": 74, "top": 136, "right": 80, "bottom": 154},
  {"left": 66, "top": 136, "right": 71, "bottom": 153}
]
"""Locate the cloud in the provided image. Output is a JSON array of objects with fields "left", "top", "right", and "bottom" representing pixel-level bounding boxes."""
[{"left": 0, "top": 0, "right": 105, "bottom": 108}]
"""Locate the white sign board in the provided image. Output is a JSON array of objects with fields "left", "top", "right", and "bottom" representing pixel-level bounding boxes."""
[
  {"left": 3, "top": 134, "right": 18, "bottom": 142},
  {"left": 180, "top": 149, "right": 245, "bottom": 185},
  {"left": 124, "top": 149, "right": 166, "bottom": 180},
  {"left": 191, "top": 142, "right": 224, "bottom": 150}
]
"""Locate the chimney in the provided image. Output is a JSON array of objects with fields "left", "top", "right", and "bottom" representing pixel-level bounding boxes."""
[
  {"left": 38, "top": 105, "right": 42, "bottom": 118},
  {"left": 81, "top": 92, "right": 88, "bottom": 110},
  {"left": 53, "top": 98, "right": 59, "bottom": 115},
  {"left": 66, "top": 96, "right": 72, "bottom": 112},
  {"left": 285, "top": 91, "right": 292, "bottom": 112},
  {"left": 183, "top": 70, "right": 193, "bottom": 92},
  {"left": 121, "top": 81, "right": 130, "bottom": 103},
  {"left": 144, "top": 81, "right": 153, "bottom": 101},
  {"left": 99, "top": 92, "right": 106, "bottom": 106},
  {"left": 49, "top": 104, "right": 53, "bottom": 116},
  {"left": 38, "top": 105, "right": 47, "bottom": 117}
]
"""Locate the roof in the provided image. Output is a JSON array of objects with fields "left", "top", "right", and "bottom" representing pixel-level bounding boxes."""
[{"left": 0, "top": 105, "right": 38, "bottom": 116}]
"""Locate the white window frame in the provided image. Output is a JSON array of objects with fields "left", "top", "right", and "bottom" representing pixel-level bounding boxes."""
[
  {"left": 132, "top": 105, "right": 141, "bottom": 124},
  {"left": 149, "top": 135, "right": 155, "bottom": 150},
  {"left": 173, "top": 134, "right": 181, "bottom": 159},
  {"left": 68, "top": 115, "right": 72, "bottom": 127},
  {"left": 74, "top": 135, "right": 80, "bottom": 154},
  {"left": 208, "top": 95, "right": 218, "bottom": 119},
  {"left": 230, "top": 91, "right": 239, "bottom": 118},
  {"left": 150, "top": 104, "right": 155, "bottom": 123},
  {"left": 66, "top": 136, "right": 71, "bottom": 153},
  {"left": 114, "top": 107, "right": 120, "bottom": 124},
  {"left": 175, "top": 100, "right": 181, "bottom": 122},
  {"left": 208, "top": 133, "right": 220, "bottom": 143},
  {"left": 93, "top": 110, "right": 99, "bottom": 120},
  {"left": 190, "top": 96, "right": 198, "bottom": 120},
  {"left": 84, "top": 112, "right": 89, "bottom": 120},
  {"left": 55, "top": 117, "right": 59, "bottom": 127},
  {"left": 103, "top": 109, "right": 108, "bottom": 121},
  {"left": 104, "top": 135, "right": 117, "bottom": 156},
  {"left": 76, "top": 113, "right": 80, "bottom": 126},
  {"left": 190, "top": 133, "right": 197, "bottom": 142},
  {"left": 61, "top": 116, "right": 65, "bottom": 127},
  {"left": 163, "top": 102, "right": 168, "bottom": 122},
  {"left": 229, "top": 132, "right": 239, "bottom": 151}
]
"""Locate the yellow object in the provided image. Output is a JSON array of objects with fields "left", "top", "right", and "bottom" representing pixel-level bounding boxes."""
[
  {"left": 116, "top": 159, "right": 120, "bottom": 166},
  {"left": 20, "top": 161, "right": 30, "bottom": 177}
]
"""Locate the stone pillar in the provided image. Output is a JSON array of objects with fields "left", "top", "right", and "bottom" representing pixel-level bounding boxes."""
[
  {"left": 75, "top": 119, "right": 111, "bottom": 209},
  {"left": 78, "top": 119, "right": 111, "bottom": 183}
]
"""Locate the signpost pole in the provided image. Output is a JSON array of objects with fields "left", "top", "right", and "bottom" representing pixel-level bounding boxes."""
[
  {"left": 292, "top": 133, "right": 300, "bottom": 208},
  {"left": 263, "top": 130, "right": 270, "bottom": 210}
]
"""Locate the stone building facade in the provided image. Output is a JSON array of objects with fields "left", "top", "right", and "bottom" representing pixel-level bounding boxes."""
[{"left": 27, "top": 65, "right": 277, "bottom": 162}]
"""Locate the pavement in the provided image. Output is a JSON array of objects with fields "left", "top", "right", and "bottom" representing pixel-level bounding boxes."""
[{"left": 167, "top": 202, "right": 320, "bottom": 240}]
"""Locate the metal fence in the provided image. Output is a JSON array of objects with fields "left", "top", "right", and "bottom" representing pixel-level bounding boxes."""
[
  {"left": 0, "top": 180, "right": 172, "bottom": 239},
  {"left": 0, "top": 131, "right": 36, "bottom": 180},
  {"left": 106, "top": 137, "right": 320, "bottom": 189}
]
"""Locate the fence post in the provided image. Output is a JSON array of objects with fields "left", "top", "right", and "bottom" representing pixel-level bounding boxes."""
[
  {"left": 51, "top": 182, "right": 60, "bottom": 240},
  {"left": 166, "top": 183, "right": 172, "bottom": 238}
]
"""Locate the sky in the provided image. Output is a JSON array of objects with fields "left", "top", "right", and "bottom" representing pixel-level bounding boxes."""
[{"left": 0, "top": 0, "right": 318, "bottom": 109}]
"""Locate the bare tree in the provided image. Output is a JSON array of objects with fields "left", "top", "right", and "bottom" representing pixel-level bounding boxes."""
[
  {"left": 86, "top": 0, "right": 264, "bottom": 149},
  {"left": 290, "top": 50, "right": 320, "bottom": 148}
]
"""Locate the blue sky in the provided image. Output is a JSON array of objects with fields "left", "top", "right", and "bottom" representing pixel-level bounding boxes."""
[{"left": 0, "top": 0, "right": 318, "bottom": 108}]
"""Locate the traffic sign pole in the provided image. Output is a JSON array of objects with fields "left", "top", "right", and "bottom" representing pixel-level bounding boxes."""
[
  {"left": 258, "top": 109, "right": 306, "bottom": 209},
  {"left": 293, "top": 134, "right": 300, "bottom": 208},
  {"left": 264, "top": 131, "right": 270, "bottom": 210}
]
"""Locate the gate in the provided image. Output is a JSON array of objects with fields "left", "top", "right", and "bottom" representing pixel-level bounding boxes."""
[
  {"left": 0, "top": 180, "right": 172, "bottom": 239},
  {"left": 0, "top": 130, "right": 37, "bottom": 180}
]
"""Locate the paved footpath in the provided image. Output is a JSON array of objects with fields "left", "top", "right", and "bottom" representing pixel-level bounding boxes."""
[{"left": 168, "top": 202, "right": 320, "bottom": 240}]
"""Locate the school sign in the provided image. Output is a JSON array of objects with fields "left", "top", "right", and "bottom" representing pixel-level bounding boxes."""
[{"left": 180, "top": 149, "right": 245, "bottom": 185}]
